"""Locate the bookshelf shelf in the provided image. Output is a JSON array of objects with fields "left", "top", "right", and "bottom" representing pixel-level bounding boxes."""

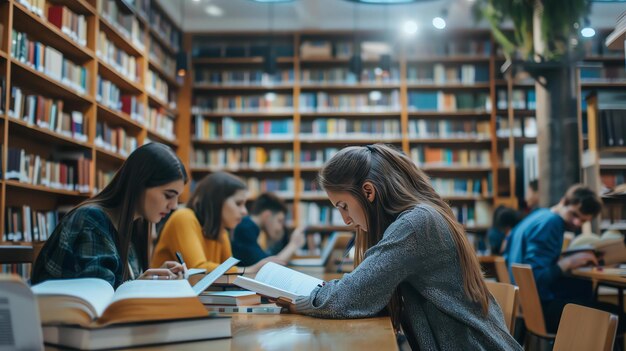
[
  {"left": 96, "top": 103, "right": 144, "bottom": 132},
  {"left": 96, "top": 147, "right": 126, "bottom": 163},
  {"left": 146, "top": 129, "right": 179, "bottom": 148},
  {"left": 300, "top": 137, "right": 403, "bottom": 144},
  {"left": 147, "top": 93, "right": 174, "bottom": 113},
  {"left": 10, "top": 58, "right": 93, "bottom": 105},
  {"left": 192, "top": 57, "right": 294, "bottom": 65},
  {"left": 190, "top": 166, "right": 295, "bottom": 173},
  {"left": 194, "top": 111, "right": 294, "bottom": 118},
  {"left": 300, "top": 111, "right": 401, "bottom": 117},
  {"left": 50, "top": 0, "right": 96, "bottom": 15},
  {"left": 0, "top": 50, "right": 7, "bottom": 60},
  {"left": 495, "top": 109, "right": 535, "bottom": 116},
  {"left": 406, "top": 83, "right": 491, "bottom": 90},
  {"left": 300, "top": 83, "right": 400, "bottom": 90},
  {"left": 97, "top": 59, "right": 143, "bottom": 95},
  {"left": 3, "top": 180, "right": 90, "bottom": 198},
  {"left": 148, "top": 59, "right": 180, "bottom": 89},
  {"left": 192, "top": 138, "right": 294, "bottom": 145},
  {"left": 193, "top": 84, "right": 293, "bottom": 91},
  {"left": 408, "top": 138, "right": 492, "bottom": 145},
  {"left": 12, "top": 2, "right": 94, "bottom": 63},
  {"left": 582, "top": 56, "right": 625, "bottom": 62},
  {"left": 419, "top": 165, "right": 493, "bottom": 172},
  {"left": 406, "top": 56, "right": 491, "bottom": 63},
  {"left": 98, "top": 17, "right": 144, "bottom": 58},
  {"left": 7, "top": 118, "right": 91, "bottom": 150},
  {"left": 408, "top": 111, "right": 491, "bottom": 118},
  {"left": 581, "top": 82, "right": 626, "bottom": 89},
  {"left": 601, "top": 147, "right": 626, "bottom": 153},
  {"left": 148, "top": 29, "right": 177, "bottom": 56}
]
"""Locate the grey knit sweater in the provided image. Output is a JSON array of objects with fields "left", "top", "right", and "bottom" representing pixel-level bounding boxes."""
[{"left": 295, "top": 204, "right": 522, "bottom": 351}]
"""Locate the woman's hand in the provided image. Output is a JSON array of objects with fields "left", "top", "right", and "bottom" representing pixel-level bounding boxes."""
[
  {"left": 268, "top": 296, "right": 298, "bottom": 314},
  {"left": 160, "top": 261, "right": 187, "bottom": 279},
  {"left": 138, "top": 268, "right": 178, "bottom": 280}
]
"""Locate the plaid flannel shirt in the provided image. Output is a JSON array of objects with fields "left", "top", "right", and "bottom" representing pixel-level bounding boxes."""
[{"left": 31, "top": 206, "right": 141, "bottom": 288}]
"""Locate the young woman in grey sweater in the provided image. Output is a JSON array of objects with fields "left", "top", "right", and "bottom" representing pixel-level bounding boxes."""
[{"left": 292, "top": 144, "right": 522, "bottom": 350}]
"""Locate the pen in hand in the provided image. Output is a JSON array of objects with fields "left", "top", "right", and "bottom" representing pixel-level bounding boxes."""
[{"left": 175, "top": 251, "right": 189, "bottom": 279}]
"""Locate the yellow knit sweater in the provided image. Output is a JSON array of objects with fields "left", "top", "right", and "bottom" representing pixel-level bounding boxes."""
[{"left": 151, "top": 208, "right": 238, "bottom": 273}]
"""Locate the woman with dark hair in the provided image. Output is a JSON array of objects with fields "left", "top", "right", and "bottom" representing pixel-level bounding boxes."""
[
  {"left": 32, "top": 143, "right": 188, "bottom": 288},
  {"left": 152, "top": 172, "right": 279, "bottom": 274},
  {"left": 287, "top": 144, "right": 521, "bottom": 350}
]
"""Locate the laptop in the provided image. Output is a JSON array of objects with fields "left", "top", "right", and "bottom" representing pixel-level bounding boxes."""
[
  {"left": 191, "top": 257, "right": 240, "bottom": 295},
  {"left": 289, "top": 232, "right": 354, "bottom": 270}
]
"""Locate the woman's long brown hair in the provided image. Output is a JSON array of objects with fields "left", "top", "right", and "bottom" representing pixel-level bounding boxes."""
[
  {"left": 77, "top": 143, "right": 187, "bottom": 280},
  {"left": 319, "top": 144, "right": 489, "bottom": 331}
]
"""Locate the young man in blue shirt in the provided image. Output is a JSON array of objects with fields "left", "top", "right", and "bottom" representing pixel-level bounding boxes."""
[
  {"left": 232, "top": 193, "right": 305, "bottom": 266},
  {"left": 505, "top": 184, "right": 619, "bottom": 333}
]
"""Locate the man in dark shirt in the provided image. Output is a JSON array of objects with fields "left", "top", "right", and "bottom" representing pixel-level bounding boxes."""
[
  {"left": 232, "top": 193, "right": 304, "bottom": 266},
  {"left": 505, "top": 184, "right": 616, "bottom": 333}
]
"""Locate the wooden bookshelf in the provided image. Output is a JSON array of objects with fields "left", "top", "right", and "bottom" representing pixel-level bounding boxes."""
[{"left": 0, "top": 0, "right": 183, "bottom": 257}]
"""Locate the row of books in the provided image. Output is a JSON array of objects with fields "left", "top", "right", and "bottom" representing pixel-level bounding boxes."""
[
  {"left": 193, "top": 95, "right": 294, "bottom": 113},
  {"left": 96, "top": 169, "right": 116, "bottom": 193},
  {"left": 95, "top": 122, "right": 138, "bottom": 157},
  {"left": 601, "top": 172, "right": 626, "bottom": 193},
  {"left": 4, "top": 206, "right": 59, "bottom": 243},
  {"left": 430, "top": 177, "right": 490, "bottom": 198},
  {"left": 407, "top": 91, "right": 490, "bottom": 112},
  {"left": 298, "top": 203, "right": 344, "bottom": 227},
  {"left": 496, "top": 116, "right": 538, "bottom": 138},
  {"left": 146, "top": 70, "right": 169, "bottom": 103},
  {"left": 194, "top": 116, "right": 294, "bottom": 140},
  {"left": 451, "top": 201, "right": 492, "bottom": 227},
  {"left": 0, "top": 263, "right": 31, "bottom": 280},
  {"left": 148, "top": 1, "right": 181, "bottom": 51},
  {"left": 300, "top": 40, "right": 391, "bottom": 60},
  {"left": 192, "top": 40, "right": 294, "bottom": 59},
  {"left": 582, "top": 35, "right": 623, "bottom": 57},
  {"left": 496, "top": 89, "right": 537, "bottom": 110},
  {"left": 97, "top": 31, "right": 141, "bottom": 83},
  {"left": 300, "top": 119, "right": 401, "bottom": 139},
  {"left": 300, "top": 67, "right": 400, "bottom": 85},
  {"left": 16, "top": 0, "right": 45, "bottom": 17},
  {"left": 410, "top": 147, "right": 491, "bottom": 167},
  {"left": 9, "top": 87, "right": 87, "bottom": 142},
  {"left": 149, "top": 40, "right": 176, "bottom": 79},
  {"left": 408, "top": 120, "right": 491, "bottom": 139},
  {"left": 194, "top": 69, "right": 294, "bottom": 86},
  {"left": 96, "top": 76, "right": 122, "bottom": 111},
  {"left": 299, "top": 91, "right": 401, "bottom": 112},
  {"left": 47, "top": 5, "right": 88, "bottom": 48},
  {"left": 98, "top": 0, "right": 144, "bottom": 51},
  {"left": 121, "top": 95, "right": 146, "bottom": 124},
  {"left": 192, "top": 147, "right": 294, "bottom": 170},
  {"left": 246, "top": 177, "right": 295, "bottom": 198},
  {"left": 407, "top": 64, "right": 489, "bottom": 85},
  {"left": 405, "top": 39, "right": 492, "bottom": 58},
  {"left": 300, "top": 148, "right": 339, "bottom": 167},
  {"left": 12, "top": 30, "right": 88, "bottom": 95},
  {"left": 147, "top": 107, "right": 175, "bottom": 140},
  {"left": 5, "top": 148, "right": 91, "bottom": 193},
  {"left": 580, "top": 66, "right": 626, "bottom": 82},
  {"left": 600, "top": 110, "right": 626, "bottom": 147}
]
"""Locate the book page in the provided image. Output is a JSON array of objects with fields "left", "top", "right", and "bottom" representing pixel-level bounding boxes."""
[
  {"left": 254, "top": 262, "right": 323, "bottom": 296},
  {"left": 111, "top": 280, "right": 196, "bottom": 304},
  {"left": 32, "top": 278, "right": 114, "bottom": 318}
]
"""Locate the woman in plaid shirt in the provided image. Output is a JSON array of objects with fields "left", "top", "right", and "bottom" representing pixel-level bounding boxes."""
[{"left": 32, "top": 143, "right": 188, "bottom": 288}]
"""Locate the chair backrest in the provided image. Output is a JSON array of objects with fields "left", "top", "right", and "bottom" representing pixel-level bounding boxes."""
[
  {"left": 494, "top": 256, "right": 511, "bottom": 284},
  {"left": 553, "top": 303, "right": 618, "bottom": 351},
  {"left": 0, "top": 246, "right": 34, "bottom": 265},
  {"left": 511, "top": 263, "right": 551, "bottom": 337},
  {"left": 485, "top": 281, "right": 519, "bottom": 334}
]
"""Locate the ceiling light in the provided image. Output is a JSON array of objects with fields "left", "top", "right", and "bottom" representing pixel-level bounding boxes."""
[
  {"left": 193, "top": 0, "right": 201, "bottom": 2},
  {"left": 581, "top": 18, "right": 595, "bottom": 38},
  {"left": 403, "top": 20, "right": 418, "bottom": 35},
  {"left": 343, "top": 0, "right": 425, "bottom": 3},
  {"left": 248, "top": 0, "right": 294, "bottom": 2},
  {"left": 205, "top": 5, "right": 223, "bottom": 16},
  {"left": 432, "top": 16, "right": 446, "bottom": 29}
]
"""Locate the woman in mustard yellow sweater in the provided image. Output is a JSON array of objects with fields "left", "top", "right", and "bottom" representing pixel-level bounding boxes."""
[{"left": 152, "top": 172, "right": 281, "bottom": 273}]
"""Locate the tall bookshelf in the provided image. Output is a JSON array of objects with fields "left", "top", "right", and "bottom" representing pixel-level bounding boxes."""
[
  {"left": 0, "top": 0, "right": 182, "bottom": 279},
  {"left": 184, "top": 30, "right": 517, "bottom": 247}
]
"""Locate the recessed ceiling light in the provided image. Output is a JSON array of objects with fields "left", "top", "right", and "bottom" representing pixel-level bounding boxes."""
[
  {"left": 403, "top": 20, "right": 418, "bottom": 35},
  {"left": 581, "top": 27, "right": 595, "bottom": 38},
  {"left": 432, "top": 16, "right": 446, "bottom": 29},
  {"left": 343, "top": 0, "right": 427, "bottom": 3},
  {"left": 205, "top": 5, "right": 223, "bottom": 16}
]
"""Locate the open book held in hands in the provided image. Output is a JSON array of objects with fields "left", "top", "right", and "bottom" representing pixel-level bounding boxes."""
[
  {"left": 233, "top": 262, "right": 324, "bottom": 303},
  {"left": 563, "top": 237, "right": 626, "bottom": 266}
]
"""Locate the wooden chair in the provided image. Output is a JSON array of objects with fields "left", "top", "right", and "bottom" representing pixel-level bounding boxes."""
[
  {"left": 553, "top": 304, "right": 618, "bottom": 351},
  {"left": 485, "top": 280, "right": 519, "bottom": 334},
  {"left": 494, "top": 256, "right": 511, "bottom": 284},
  {"left": 511, "top": 263, "right": 556, "bottom": 347},
  {"left": 561, "top": 232, "right": 575, "bottom": 252}
]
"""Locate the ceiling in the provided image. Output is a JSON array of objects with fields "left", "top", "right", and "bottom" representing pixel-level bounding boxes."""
[{"left": 157, "top": 0, "right": 626, "bottom": 33}]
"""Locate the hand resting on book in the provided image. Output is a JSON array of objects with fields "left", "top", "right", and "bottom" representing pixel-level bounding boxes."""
[{"left": 138, "top": 261, "right": 185, "bottom": 280}]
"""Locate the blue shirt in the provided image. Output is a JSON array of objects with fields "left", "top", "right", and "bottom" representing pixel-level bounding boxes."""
[
  {"left": 505, "top": 208, "right": 566, "bottom": 301},
  {"left": 231, "top": 217, "right": 268, "bottom": 266}
]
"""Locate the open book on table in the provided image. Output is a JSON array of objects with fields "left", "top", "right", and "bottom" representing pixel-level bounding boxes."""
[{"left": 233, "top": 262, "right": 324, "bottom": 303}]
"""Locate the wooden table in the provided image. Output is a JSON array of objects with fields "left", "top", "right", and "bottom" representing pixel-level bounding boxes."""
[{"left": 572, "top": 267, "right": 626, "bottom": 312}]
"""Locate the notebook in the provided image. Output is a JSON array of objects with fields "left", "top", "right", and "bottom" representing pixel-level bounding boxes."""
[
  {"left": 192, "top": 257, "right": 241, "bottom": 295},
  {"left": 289, "top": 232, "right": 353, "bottom": 269}
]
